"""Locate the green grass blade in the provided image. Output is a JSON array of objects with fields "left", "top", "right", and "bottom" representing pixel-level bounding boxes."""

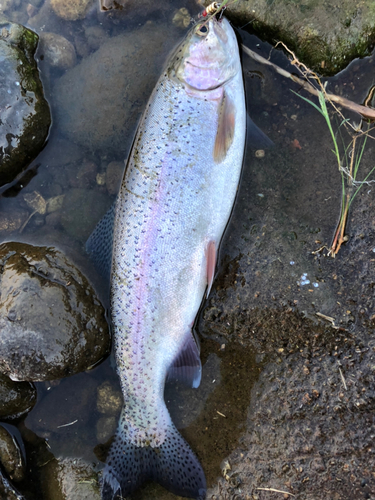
[{"left": 290, "top": 90, "right": 325, "bottom": 115}]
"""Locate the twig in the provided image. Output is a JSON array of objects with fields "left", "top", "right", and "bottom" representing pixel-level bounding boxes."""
[
  {"left": 56, "top": 419, "right": 78, "bottom": 428},
  {"left": 316, "top": 312, "right": 335, "bottom": 324},
  {"left": 241, "top": 44, "right": 375, "bottom": 121},
  {"left": 256, "top": 487, "right": 295, "bottom": 497},
  {"left": 339, "top": 367, "right": 347, "bottom": 390}
]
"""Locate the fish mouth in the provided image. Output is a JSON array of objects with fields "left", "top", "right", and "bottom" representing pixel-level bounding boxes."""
[{"left": 185, "top": 60, "right": 220, "bottom": 71}]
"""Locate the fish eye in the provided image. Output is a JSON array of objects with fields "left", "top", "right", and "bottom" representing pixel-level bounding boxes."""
[{"left": 195, "top": 24, "right": 209, "bottom": 37}]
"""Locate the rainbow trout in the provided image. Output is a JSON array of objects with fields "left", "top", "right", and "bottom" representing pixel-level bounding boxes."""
[{"left": 101, "top": 13, "right": 246, "bottom": 500}]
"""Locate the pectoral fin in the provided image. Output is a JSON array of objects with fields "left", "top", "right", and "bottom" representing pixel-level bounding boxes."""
[
  {"left": 213, "top": 91, "right": 235, "bottom": 163},
  {"left": 205, "top": 240, "right": 216, "bottom": 297}
]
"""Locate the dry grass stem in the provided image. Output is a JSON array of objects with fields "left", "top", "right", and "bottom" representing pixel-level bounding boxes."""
[{"left": 256, "top": 487, "right": 296, "bottom": 497}]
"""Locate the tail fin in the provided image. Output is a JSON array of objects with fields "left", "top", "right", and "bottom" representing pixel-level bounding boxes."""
[{"left": 101, "top": 422, "right": 206, "bottom": 500}]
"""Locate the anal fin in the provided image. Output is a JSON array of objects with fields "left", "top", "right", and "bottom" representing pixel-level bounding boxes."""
[{"left": 167, "top": 331, "right": 202, "bottom": 389}]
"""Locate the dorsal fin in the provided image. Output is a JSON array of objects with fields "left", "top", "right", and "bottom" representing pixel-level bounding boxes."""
[
  {"left": 167, "top": 331, "right": 202, "bottom": 388},
  {"left": 213, "top": 91, "right": 235, "bottom": 163}
]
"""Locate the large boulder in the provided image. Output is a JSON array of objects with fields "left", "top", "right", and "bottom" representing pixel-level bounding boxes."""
[
  {"left": 0, "top": 17, "right": 51, "bottom": 186},
  {"left": 0, "top": 242, "right": 110, "bottom": 381},
  {"left": 218, "top": 0, "right": 375, "bottom": 75}
]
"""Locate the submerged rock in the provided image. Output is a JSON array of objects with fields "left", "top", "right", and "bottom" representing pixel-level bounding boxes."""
[
  {"left": 50, "top": 0, "right": 94, "bottom": 21},
  {"left": 38, "top": 32, "right": 77, "bottom": 70},
  {"left": 0, "top": 209, "right": 28, "bottom": 236},
  {"left": 0, "top": 242, "right": 110, "bottom": 381},
  {"left": 0, "top": 17, "right": 51, "bottom": 187},
  {"left": 41, "top": 457, "right": 100, "bottom": 500},
  {"left": 0, "top": 374, "right": 36, "bottom": 419}
]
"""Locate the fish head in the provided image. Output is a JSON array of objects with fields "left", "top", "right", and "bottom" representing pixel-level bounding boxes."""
[{"left": 171, "top": 16, "right": 240, "bottom": 92}]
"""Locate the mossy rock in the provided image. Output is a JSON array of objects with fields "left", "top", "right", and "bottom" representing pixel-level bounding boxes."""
[
  {"left": 0, "top": 17, "right": 51, "bottom": 187},
  {"left": 217, "top": 0, "right": 375, "bottom": 75}
]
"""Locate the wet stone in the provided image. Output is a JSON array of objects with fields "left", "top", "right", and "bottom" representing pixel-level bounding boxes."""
[
  {"left": 0, "top": 18, "right": 51, "bottom": 187},
  {"left": 41, "top": 457, "right": 100, "bottom": 500},
  {"left": 0, "top": 424, "right": 24, "bottom": 482},
  {"left": 0, "top": 242, "right": 110, "bottom": 381},
  {"left": 0, "top": 373, "right": 36, "bottom": 419}
]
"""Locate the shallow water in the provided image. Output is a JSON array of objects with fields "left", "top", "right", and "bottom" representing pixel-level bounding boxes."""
[{"left": 1, "top": 0, "right": 375, "bottom": 498}]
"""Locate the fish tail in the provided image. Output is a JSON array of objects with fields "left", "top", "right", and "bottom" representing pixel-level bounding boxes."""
[{"left": 101, "top": 419, "right": 206, "bottom": 500}]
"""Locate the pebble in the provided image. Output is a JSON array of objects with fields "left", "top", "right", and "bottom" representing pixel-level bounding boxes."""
[
  {"left": 50, "top": 0, "right": 94, "bottom": 21},
  {"left": 38, "top": 32, "right": 77, "bottom": 70},
  {"left": 172, "top": 8, "right": 191, "bottom": 29},
  {"left": 0, "top": 210, "right": 28, "bottom": 235},
  {"left": 105, "top": 161, "right": 123, "bottom": 196},
  {"left": 96, "top": 381, "right": 122, "bottom": 415}
]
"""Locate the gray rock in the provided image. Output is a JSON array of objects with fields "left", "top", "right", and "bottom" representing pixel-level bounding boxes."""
[
  {"left": 0, "top": 17, "right": 51, "bottom": 186},
  {"left": 0, "top": 374, "right": 36, "bottom": 419},
  {"left": 0, "top": 242, "right": 110, "bottom": 381}
]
